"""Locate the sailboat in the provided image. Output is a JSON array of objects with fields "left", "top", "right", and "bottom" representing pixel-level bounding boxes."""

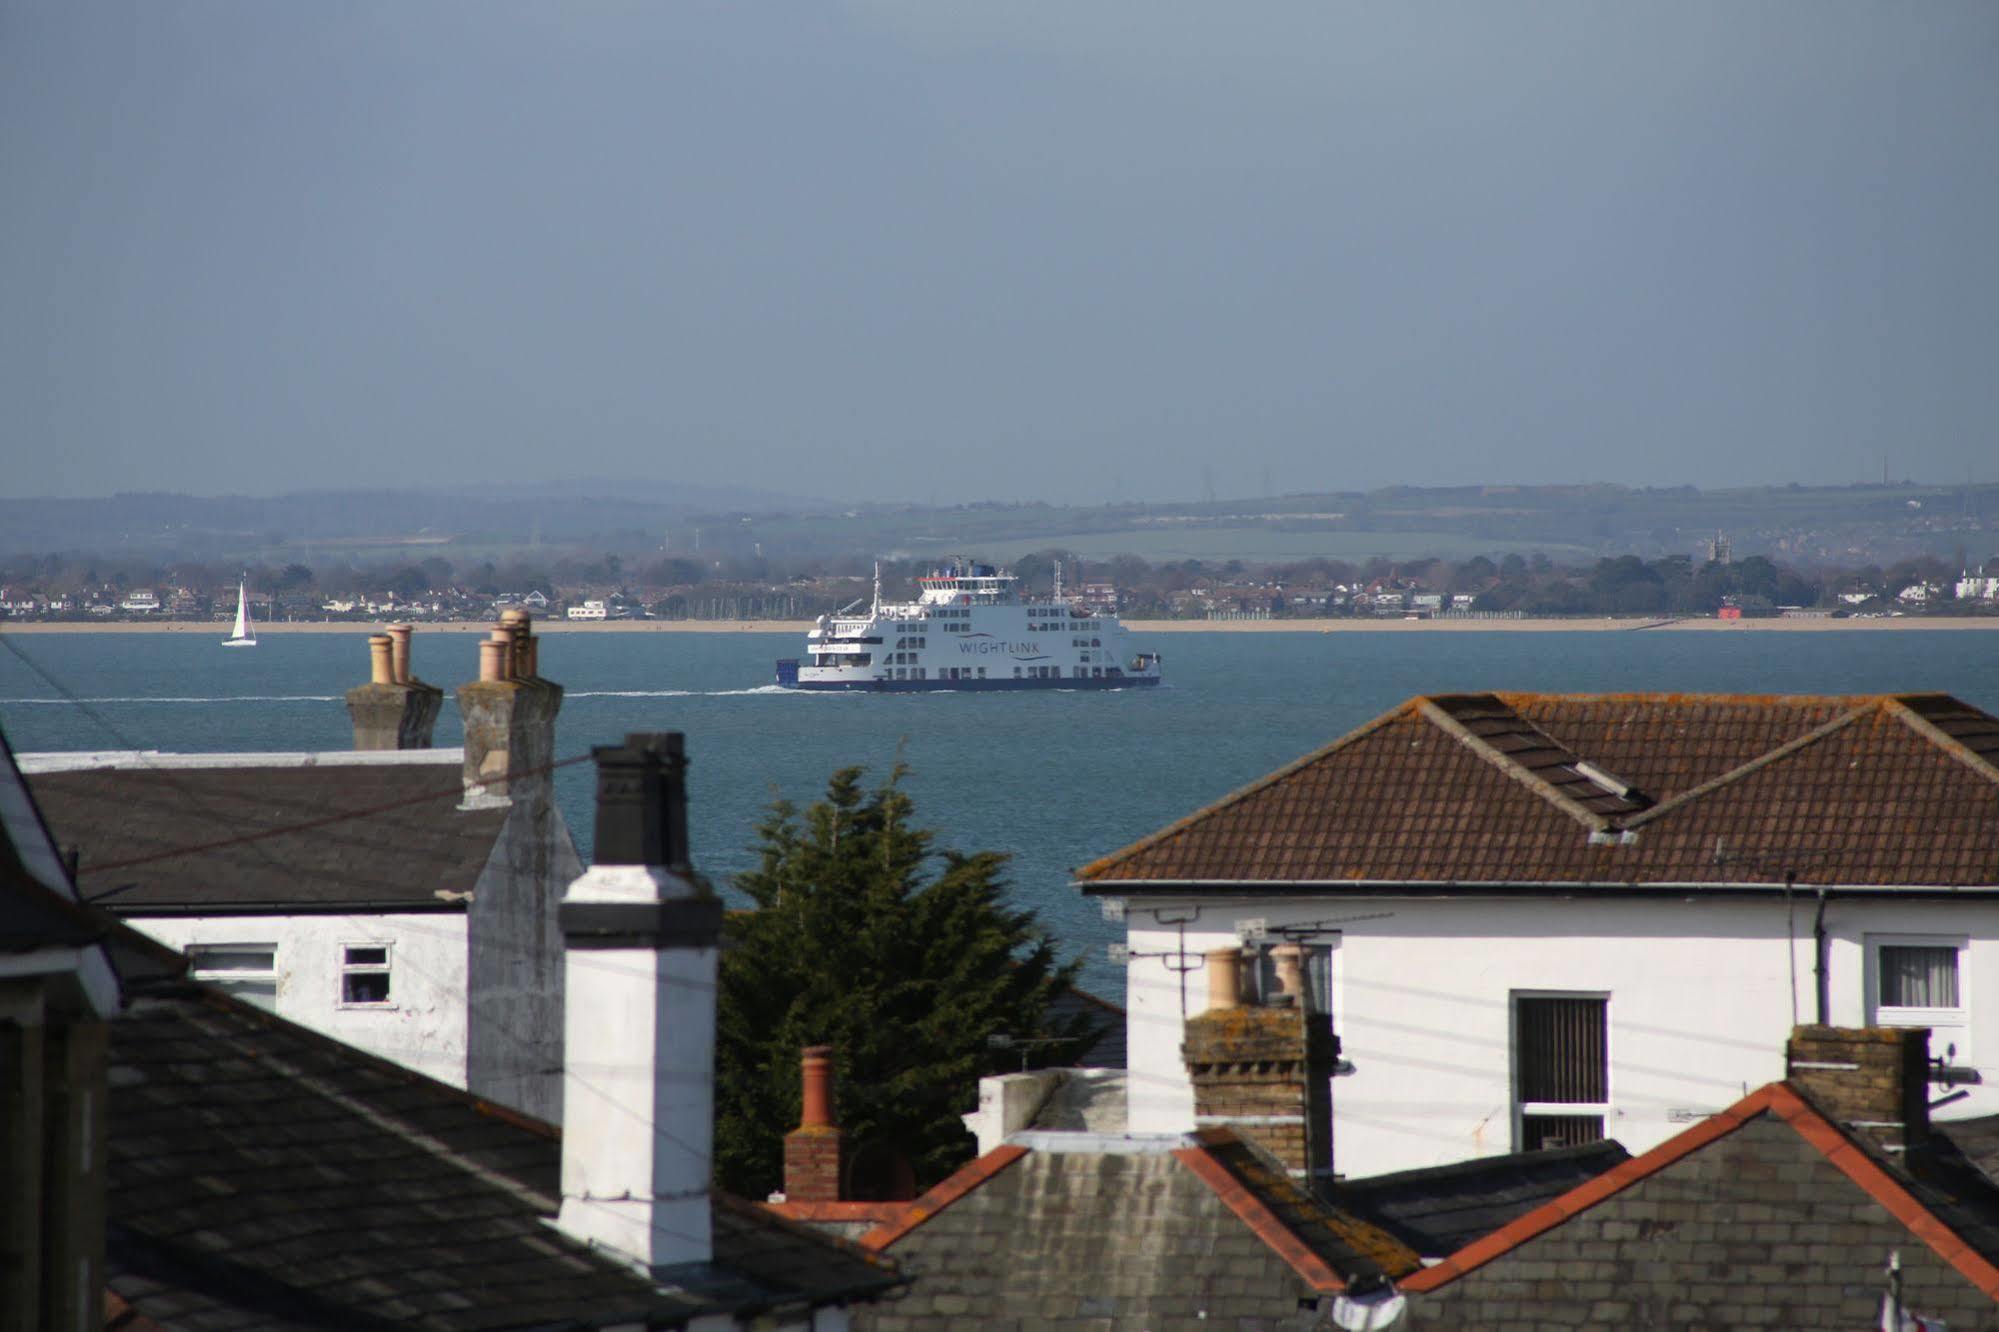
[{"left": 222, "top": 577, "right": 257, "bottom": 648}]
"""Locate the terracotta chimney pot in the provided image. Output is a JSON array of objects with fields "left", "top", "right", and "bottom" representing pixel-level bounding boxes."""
[
  {"left": 386, "top": 624, "right": 413, "bottom": 684},
  {"left": 799, "top": 1046, "right": 835, "bottom": 1129},
  {"left": 1270, "top": 943, "right": 1307, "bottom": 1007},
  {"left": 478, "top": 637, "right": 508, "bottom": 683},
  {"left": 368, "top": 634, "right": 395, "bottom": 685},
  {"left": 1206, "top": 948, "right": 1243, "bottom": 1013}
]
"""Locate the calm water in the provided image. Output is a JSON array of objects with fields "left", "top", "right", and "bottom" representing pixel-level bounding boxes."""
[{"left": 4, "top": 628, "right": 1994, "bottom": 990}]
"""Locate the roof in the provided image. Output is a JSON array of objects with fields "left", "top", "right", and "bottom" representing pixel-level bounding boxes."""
[
  {"left": 1332, "top": 1139, "right": 1631, "bottom": 1258},
  {"left": 1043, "top": 981, "right": 1126, "bottom": 1068},
  {"left": 105, "top": 977, "right": 900, "bottom": 1330},
  {"left": 0, "top": 727, "right": 122, "bottom": 1015},
  {"left": 25, "top": 755, "right": 507, "bottom": 912},
  {"left": 1400, "top": 1081, "right": 1999, "bottom": 1304},
  {"left": 848, "top": 1129, "right": 1418, "bottom": 1325},
  {"left": 1078, "top": 692, "right": 1999, "bottom": 890}
]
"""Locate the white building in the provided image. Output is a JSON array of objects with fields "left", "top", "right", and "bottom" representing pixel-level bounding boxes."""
[
  {"left": 21, "top": 622, "right": 581, "bottom": 1121},
  {"left": 1957, "top": 572, "right": 1999, "bottom": 602},
  {"left": 118, "top": 589, "right": 160, "bottom": 612},
  {"left": 567, "top": 598, "right": 608, "bottom": 620},
  {"left": 1078, "top": 691, "right": 1999, "bottom": 1177}
]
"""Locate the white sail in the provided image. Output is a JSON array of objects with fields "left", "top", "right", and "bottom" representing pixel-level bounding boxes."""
[{"left": 223, "top": 579, "right": 257, "bottom": 647}]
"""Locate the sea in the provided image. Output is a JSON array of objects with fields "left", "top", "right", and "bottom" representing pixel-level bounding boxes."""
[{"left": 4, "top": 628, "right": 1995, "bottom": 992}]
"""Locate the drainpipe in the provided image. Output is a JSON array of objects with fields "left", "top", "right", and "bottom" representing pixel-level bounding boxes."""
[{"left": 1813, "top": 885, "right": 1832, "bottom": 1027}]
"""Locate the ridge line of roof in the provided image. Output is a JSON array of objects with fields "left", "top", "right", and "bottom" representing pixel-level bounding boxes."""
[
  {"left": 1399, "top": 1086, "right": 1779, "bottom": 1292},
  {"left": 856, "top": 1144, "right": 1029, "bottom": 1252},
  {"left": 1617, "top": 703, "right": 1872, "bottom": 832},
  {"left": 1073, "top": 701, "right": 1421, "bottom": 881},
  {"left": 1169, "top": 1136, "right": 1352, "bottom": 1294},
  {"left": 1885, "top": 697, "right": 1999, "bottom": 792},
  {"left": 1400, "top": 1081, "right": 1999, "bottom": 1300},
  {"left": 1414, "top": 696, "right": 1612, "bottom": 834}
]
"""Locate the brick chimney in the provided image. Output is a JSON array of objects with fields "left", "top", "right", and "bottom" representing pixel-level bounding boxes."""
[
  {"left": 783, "top": 1046, "right": 846, "bottom": 1202},
  {"left": 344, "top": 624, "right": 443, "bottom": 749},
  {"left": 456, "top": 613, "right": 562, "bottom": 807},
  {"left": 556, "top": 733, "right": 722, "bottom": 1271},
  {"left": 1182, "top": 946, "right": 1337, "bottom": 1181},
  {"left": 1786, "top": 1024, "right": 1931, "bottom": 1153}
]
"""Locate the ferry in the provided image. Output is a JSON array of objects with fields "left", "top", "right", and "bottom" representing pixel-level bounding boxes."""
[{"left": 775, "top": 559, "right": 1162, "bottom": 691}]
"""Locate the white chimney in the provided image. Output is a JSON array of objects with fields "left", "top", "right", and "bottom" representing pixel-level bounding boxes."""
[{"left": 556, "top": 733, "right": 721, "bottom": 1271}]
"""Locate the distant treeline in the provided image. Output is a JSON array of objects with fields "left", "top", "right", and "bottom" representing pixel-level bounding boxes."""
[{"left": 2, "top": 545, "right": 1992, "bottom": 620}]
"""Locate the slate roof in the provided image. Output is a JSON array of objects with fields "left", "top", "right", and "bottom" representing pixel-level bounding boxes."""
[
  {"left": 1400, "top": 1081, "right": 1999, "bottom": 1325},
  {"left": 105, "top": 974, "right": 899, "bottom": 1330},
  {"left": 1044, "top": 981, "right": 1127, "bottom": 1068},
  {"left": 849, "top": 1131, "right": 1419, "bottom": 1326},
  {"left": 27, "top": 760, "right": 506, "bottom": 912},
  {"left": 1332, "top": 1139, "right": 1631, "bottom": 1258},
  {"left": 1078, "top": 692, "right": 1999, "bottom": 890}
]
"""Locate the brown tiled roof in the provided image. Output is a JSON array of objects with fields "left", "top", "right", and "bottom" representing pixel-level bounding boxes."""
[
  {"left": 29, "top": 764, "right": 506, "bottom": 911},
  {"left": 1078, "top": 692, "right": 1999, "bottom": 889}
]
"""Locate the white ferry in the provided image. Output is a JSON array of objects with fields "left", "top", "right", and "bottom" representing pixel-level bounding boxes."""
[{"left": 775, "top": 559, "right": 1162, "bottom": 692}]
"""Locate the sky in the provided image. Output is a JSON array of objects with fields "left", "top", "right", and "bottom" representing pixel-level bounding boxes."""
[{"left": 2, "top": 2, "right": 1995, "bottom": 505}]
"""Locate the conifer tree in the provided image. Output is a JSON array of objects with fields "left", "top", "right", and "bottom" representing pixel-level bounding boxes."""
[{"left": 714, "top": 764, "right": 1097, "bottom": 1198}]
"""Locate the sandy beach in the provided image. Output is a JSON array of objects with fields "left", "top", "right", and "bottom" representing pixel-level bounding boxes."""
[{"left": 4, "top": 616, "right": 1995, "bottom": 636}]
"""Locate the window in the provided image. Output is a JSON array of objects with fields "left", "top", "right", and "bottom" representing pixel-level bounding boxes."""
[
  {"left": 188, "top": 944, "right": 278, "bottom": 1012},
  {"left": 1513, "top": 993, "right": 1608, "bottom": 1151},
  {"left": 340, "top": 944, "right": 393, "bottom": 1006},
  {"left": 1871, "top": 936, "right": 1968, "bottom": 1056}
]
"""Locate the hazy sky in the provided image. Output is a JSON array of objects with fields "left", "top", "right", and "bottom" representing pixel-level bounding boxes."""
[{"left": 3, "top": 2, "right": 1994, "bottom": 504}]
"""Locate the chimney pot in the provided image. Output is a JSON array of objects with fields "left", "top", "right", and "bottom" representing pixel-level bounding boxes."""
[
  {"left": 1270, "top": 943, "right": 1307, "bottom": 1006},
  {"left": 368, "top": 634, "right": 395, "bottom": 685},
  {"left": 477, "top": 638, "right": 507, "bottom": 683},
  {"left": 799, "top": 1046, "right": 835, "bottom": 1128},
  {"left": 386, "top": 624, "right": 413, "bottom": 684},
  {"left": 1205, "top": 948, "right": 1243, "bottom": 1013}
]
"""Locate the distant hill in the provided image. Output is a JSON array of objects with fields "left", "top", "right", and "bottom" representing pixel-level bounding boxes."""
[
  {"left": 0, "top": 480, "right": 1991, "bottom": 570},
  {"left": 0, "top": 481, "right": 829, "bottom": 558}
]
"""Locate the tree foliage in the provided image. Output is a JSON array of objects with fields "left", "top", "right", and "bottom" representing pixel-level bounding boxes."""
[{"left": 714, "top": 766, "right": 1097, "bottom": 1199}]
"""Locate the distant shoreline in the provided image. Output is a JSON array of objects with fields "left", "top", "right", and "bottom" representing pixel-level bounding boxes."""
[{"left": 5, "top": 616, "right": 1997, "bottom": 636}]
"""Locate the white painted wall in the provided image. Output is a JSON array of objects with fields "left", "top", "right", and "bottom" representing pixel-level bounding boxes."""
[
  {"left": 1121, "top": 893, "right": 1999, "bottom": 1177},
  {"left": 133, "top": 911, "right": 471, "bottom": 1090}
]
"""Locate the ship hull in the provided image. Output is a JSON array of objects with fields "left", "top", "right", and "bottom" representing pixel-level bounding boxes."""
[{"left": 778, "top": 673, "right": 1161, "bottom": 692}]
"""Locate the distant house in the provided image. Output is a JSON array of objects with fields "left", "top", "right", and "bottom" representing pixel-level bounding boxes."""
[
  {"left": 1958, "top": 571, "right": 1999, "bottom": 602},
  {"left": 23, "top": 623, "right": 580, "bottom": 1122},
  {"left": 567, "top": 598, "right": 609, "bottom": 620},
  {"left": 1078, "top": 691, "right": 1999, "bottom": 1177},
  {"left": 118, "top": 589, "right": 160, "bottom": 612}
]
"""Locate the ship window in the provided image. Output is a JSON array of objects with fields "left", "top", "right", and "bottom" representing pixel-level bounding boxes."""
[
  {"left": 977, "top": 667, "right": 987, "bottom": 678},
  {"left": 1013, "top": 667, "right": 1022, "bottom": 678}
]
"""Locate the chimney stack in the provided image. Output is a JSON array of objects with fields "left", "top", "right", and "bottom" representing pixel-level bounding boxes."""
[
  {"left": 557, "top": 733, "right": 721, "bottom": 1271},
  {"left": 1183, "top": 945, "right": 1337, "bottom": 1182},
  {"left": 783, "top": 1046, "right": 846, "bottom": 1203},
  {"left": 1786, "top": 1025, "right": 1932, "bottom": 1153},
  {"left": 457, "top": 614, "right": 562, "bottom": 807},
  {"left": 344, "top": 626, "right": 443, "bottom": 750}
]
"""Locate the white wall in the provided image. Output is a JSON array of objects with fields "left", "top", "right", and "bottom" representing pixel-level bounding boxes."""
[
  {"left": 1122, "top": 894, "right": 1999, "bottom": 1177},
  {"left": 132, "top": 911, "right": 471, "bottom": 1090}
]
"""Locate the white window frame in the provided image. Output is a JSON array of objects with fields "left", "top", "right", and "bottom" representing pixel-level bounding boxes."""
[
  {"left": 337, "top": 940, "right": 396, "bottom": 1010},
  {"left": 187, "top": 942, "right": 279, "bottom": 1011},
  {"left": 1867, "top": 933, "right": 1969, "bottom": 1060},
  {"left": 1511, "top": 990, "right": 1612, "bottom": 1151}
]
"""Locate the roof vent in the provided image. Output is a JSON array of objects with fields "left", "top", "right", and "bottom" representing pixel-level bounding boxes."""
[{"left": 1573, "top": 760, "right": 1638, "bottom": 801}]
